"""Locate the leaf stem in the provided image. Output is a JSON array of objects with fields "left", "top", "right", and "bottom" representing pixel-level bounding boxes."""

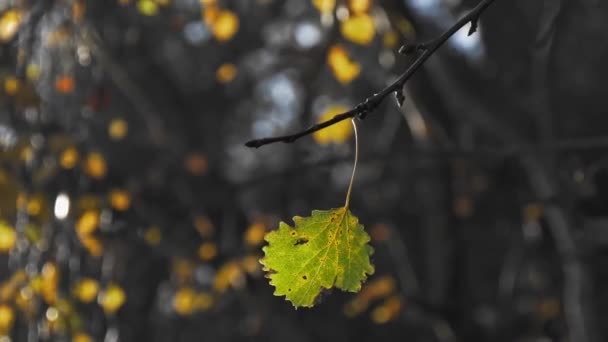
[{"left": 344, "top": 119, "right": 358, "bottom": 209}]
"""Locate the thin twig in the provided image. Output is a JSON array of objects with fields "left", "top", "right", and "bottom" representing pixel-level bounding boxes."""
[{"left": 245, "top": 0, "right": 499, "bottom": 148}]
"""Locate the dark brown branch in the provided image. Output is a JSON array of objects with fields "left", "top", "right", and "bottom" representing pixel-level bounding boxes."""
[{"left": 245, "top": 0, "right": 499, "bottom": 148}]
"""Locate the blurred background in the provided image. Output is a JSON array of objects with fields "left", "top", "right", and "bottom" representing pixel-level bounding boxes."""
[{"left": 1, "top": 0, "right": 608, "bottom": 341}]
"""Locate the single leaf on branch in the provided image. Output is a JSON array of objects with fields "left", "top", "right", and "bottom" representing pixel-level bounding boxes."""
[{"left": 260, "top": 207, "right": 374, "bottom": 308}]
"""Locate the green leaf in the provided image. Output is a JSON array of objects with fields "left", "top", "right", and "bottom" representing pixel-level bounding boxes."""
[{"left": 260, "top": 207, "right": 374, "bottom": 308}]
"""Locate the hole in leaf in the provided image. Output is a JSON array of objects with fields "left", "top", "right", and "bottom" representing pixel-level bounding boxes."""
[{"left": 294, "top": 238, "right": 309, "bottom": 246}]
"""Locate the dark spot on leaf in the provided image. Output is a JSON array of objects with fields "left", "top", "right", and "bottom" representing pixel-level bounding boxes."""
[
  {"left": 302, "top": 275, "right": 307, "bottom": 280},
  {"left": 294, "top": 238, "right": 309, "bottom": 246},
  {"left": 288, "top": 288, "right": 291, "bottom": 292}
]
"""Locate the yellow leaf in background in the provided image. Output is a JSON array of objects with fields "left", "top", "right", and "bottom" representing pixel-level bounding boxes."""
[
  {"left": 0, "top": 304, "right": 14, "bottom": 334},
  {"left": 213, "top": 261, "right": 244, "bottom": 292},
  {"left": 341, "top": 14, "right": 376, "bottom": 45},
  {"left": 348, "top": 0, "right": 372, "bottom": 14},
  {"left": 108, "top": 118, "right": 128, "bottom": 140},
  {"left": 72, "top": 333, "right": 93, "bottom": 342},
  {"left": 383, "top": 30, "right": 399, "bottom": 48},
  {"left": 0, "top": 9, "right": 22, "bottom": 43},
  {"left": 211, "top": 10, "right": 239, "bottom": 42},
  {"left": 396, "top": 17, "right": 416, "bottom": 40},
  {"left": 26, "top": 63, "right": 41, "bottom": 81},
  {"left": 312, "top": 105, "right": 353, "bottom": 145},
  {"left": 81, "top": 236, "right": 104, "bottom": 257},
  {"left": 312, "top": 0, "right": 336, "bottom": 14},
  {"left": 144, "top": 226, "right": 162, "bottom": 246},
  {"left": 327, "top": 45, "right": 360, "bottom": 84},
  {"left": 60, "top": 147, "right": 79, "bottom": 169},
  {"left": 99, "top": 284, "right": 126, "bottom": 314},
  {"left": 76, "top": 210, "right": 99, "bottom": 236},
  {"left": 41, "top": 262, "right": 59, "bottom": 304},
  {"left": 0, "top": 221, "right": 17, "bottom": 253},
  {"left": 193, "top": 292, "right": 213, "bottom": 311},
  {"left": 173, "top": 287, "right": 196, "bottom": 316},
  {"left": 73, "top": 278, "right": 99, "bottom": 303},
  {"left": 137, "top": 0, "right": 159, "bottom": 16}
]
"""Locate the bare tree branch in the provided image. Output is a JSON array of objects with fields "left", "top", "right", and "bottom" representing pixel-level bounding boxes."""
[{"left": 245, "top": 0, "right": 499, "bottom": 148}]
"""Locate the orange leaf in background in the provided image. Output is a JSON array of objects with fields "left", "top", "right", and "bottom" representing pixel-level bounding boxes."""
[
  {"left": 371, "top": 295, "right": 402, "bottom": 324},
  {"left": 109, "top": 189, "right": 131, "bottom": 211},
  {"left": 211, "top": 10, "right": 239, "bottom": 42},
  {"left": 72, "top": 1, "right": 86, "bottom": 23},
  {"left": 3, "top": 76, "right": 20, "bottom": 95},
  {"left": 198, "top": 242, "right": 218, "bottom": 261},
  {"left": 213, "top": 261, "right": 244, "bottom": 292},
  {"left": 203, "top": 5, "right": 219, "bottom": 25},
  {"left": 60, "top": 147, "right": 79, "bottom": 169},
  {"left": 173, "top": 259, "right": 194, "bottom": 284},
  {"left": 341, "top": 14, "right": 376, "bottom": 45},
  {"left": 81, "top": 236, "right": 104, "bottom": 257},
  {"left": 244, "top": 222, "right": 266, "bottom": 247},
  {"left": 240, "top": 254, "right": 261, "bottom": 274},
  {"left": 312, "top": 105, "right": 353, "bottom": 145},
  {"left": 327, "top": 45, "right": 361, "bottom": 84},
  {"left": 185, "top": 153, "right": 208, "bottom": 176},
  {"left": 216, "top": 63, "right": 237, "bottom": 84},
  {"left": 55, "top": 76, "right": 75, "bottom": 94},
  {"left": 344, "top": 275, "right": 396, "bottom": 316},
  {"left": 194, "top": 215, "right": 214, "bottom": 237},
  {"left": 84, "top": 152, "right": 107, "bottom": 179}
]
